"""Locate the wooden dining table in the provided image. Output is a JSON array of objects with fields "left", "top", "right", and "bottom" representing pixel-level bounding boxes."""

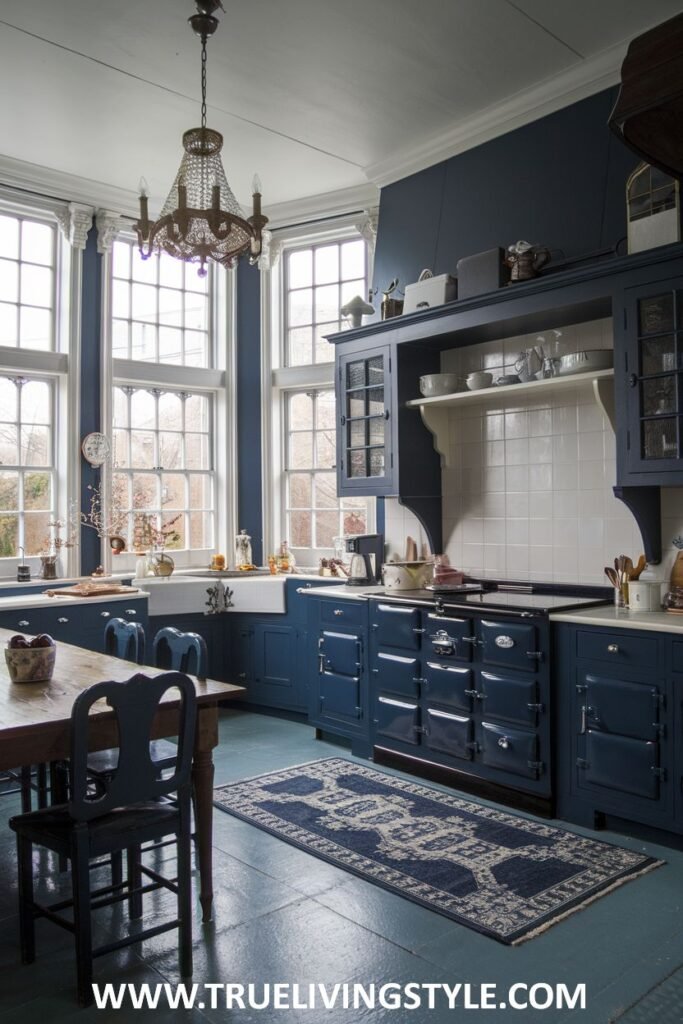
[{"left": 0, "top": 628, "right": 245, "bottom": 922}]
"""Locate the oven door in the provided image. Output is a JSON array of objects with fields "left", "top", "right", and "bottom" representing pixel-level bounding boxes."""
[{"left": 480, "top": 619, "right": 539, "bottom": 673}]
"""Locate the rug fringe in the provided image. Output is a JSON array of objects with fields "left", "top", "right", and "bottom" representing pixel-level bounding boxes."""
[{"left": 510, "top": 859, "right": 665, "bottom": 946}]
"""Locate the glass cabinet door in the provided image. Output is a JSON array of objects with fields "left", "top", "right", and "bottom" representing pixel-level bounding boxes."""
[
  {"left": 630, "top": 286, "right": 683, "bottom": 466},
  {"left": 337, "top": 347, "right": 392, "bottom": 493}
]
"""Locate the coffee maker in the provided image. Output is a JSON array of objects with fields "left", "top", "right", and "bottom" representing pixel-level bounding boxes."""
[{"left": 345, "top": 534, "right": 384, "bottom": 586}]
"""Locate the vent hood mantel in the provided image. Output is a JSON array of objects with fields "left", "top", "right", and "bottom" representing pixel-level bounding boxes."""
[{"left": 609, "top": 13, "right": 683, "bottom": 180}]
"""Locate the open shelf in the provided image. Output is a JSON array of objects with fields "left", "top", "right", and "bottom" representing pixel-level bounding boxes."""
[{"left": 406, "top": 368, "right": 615, "bottom": 469}]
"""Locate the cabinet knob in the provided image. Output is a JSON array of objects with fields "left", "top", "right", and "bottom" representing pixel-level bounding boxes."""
[
  {"left": 607, "top": 643, "right": 619, "bottom": 653},
  {"left": 125, "top": 608, "right": 137, "bottom": 615},
  {"left": 18, "top": 620, "right": 29, "bottom": 627},
  {"left": 498, "top": 736, "right": 510, "bottom": 750},
  {"left": 57, "top": 617, "right": 69, "bottom": 624},
  {"left": 238, "top": 672, "right": 246, "bottom": 680},
  {"left": 333, "top": 608, "right": 344, "bottom": 616},
  {"left": 100, "top": 611, "right": 111, "bottom": 618},
  {"left": 627, "top": 373, "right": 638, "bottom": 388}
]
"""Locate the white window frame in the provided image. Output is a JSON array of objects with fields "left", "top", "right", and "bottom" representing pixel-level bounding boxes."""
[
  {"left": 0, "top": 189, "right": 81, "bottom": 579},
  {"left": 100, "top": 232, "right": 235, "bottom": 572},
  {"left": 261, "top": 217, "right": 376, "bottom": 567}
]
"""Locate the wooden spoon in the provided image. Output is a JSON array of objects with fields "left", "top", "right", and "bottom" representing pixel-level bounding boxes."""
[
  {"left": 604, "top": 567, "right": 619, "bottom": 587},
  {"left": 630, "top": 554, "right": 647, "bottom": 580}
]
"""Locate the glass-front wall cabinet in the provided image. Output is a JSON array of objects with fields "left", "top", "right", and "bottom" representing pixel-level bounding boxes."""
[
  {"left": 626, "top": 279, "right": 683, "bottom": 472},
  {"left": 336, "top": 346, "right": 393, "bottom": 495}
]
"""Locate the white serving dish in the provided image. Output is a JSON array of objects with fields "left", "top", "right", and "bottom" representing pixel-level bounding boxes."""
[
  {"left": 403, "top": 274, "right": 457, "bottom": 315},
  {"left": 556, "top": 350, "right": 613, "bottom": 377},
  {"left": 466, "top": 371, "right": 493, "bottom": 391},
  {"left": 419, "top": 373, "right": 460, "bottom": 397}
]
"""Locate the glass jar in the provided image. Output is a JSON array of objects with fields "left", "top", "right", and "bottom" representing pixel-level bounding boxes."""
[
  {"left": 235, "top": 529, "right": 253, "bottom": 569},
  {"left": 278, "top": 541, "right": 295, "bottom": 573}
]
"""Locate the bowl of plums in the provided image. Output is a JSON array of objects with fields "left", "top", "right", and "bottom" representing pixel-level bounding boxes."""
[{"left": 5, "top": 633, "right": 56, "bottom": 684}]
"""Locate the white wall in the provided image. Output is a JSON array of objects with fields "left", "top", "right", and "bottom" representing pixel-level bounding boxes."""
[{"left": 384, "top": 318, "right": 683, "bottom": 585}]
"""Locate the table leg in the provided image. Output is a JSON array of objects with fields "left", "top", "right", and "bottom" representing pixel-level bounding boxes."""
[{"left": 192, "top": 705, "right": 219, "bottom": 923}]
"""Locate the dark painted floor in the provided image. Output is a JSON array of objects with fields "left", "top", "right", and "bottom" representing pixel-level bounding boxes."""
[{"left": 0, "top": 709, "right": 682, "bottom": 1022}]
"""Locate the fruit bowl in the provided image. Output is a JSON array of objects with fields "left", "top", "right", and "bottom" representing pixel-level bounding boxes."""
[{"left": 4, "top": 634, "right": 56, "bottom": 683}]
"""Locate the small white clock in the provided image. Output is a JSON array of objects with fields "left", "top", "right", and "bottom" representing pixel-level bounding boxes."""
[{"left": 81, "top": 432, "right": 111, "bottom": 467}]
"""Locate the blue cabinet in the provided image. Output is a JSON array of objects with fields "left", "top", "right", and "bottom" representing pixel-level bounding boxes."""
[
  {"left": 620, "top": 271, "right": 683, "bottom": 483},
  {"left": 0, "top": 598, "right": 148, "bottom": 655},
  {"left": 336, "top": 346, "right": 395, "bottom": 496},
  {"left": 224, "top": 579, "right": 339, "bottom": 714},
  {"left": 147, "top": 611, "right": 227, "bottom": 678},
  {"left": 554, "top": 622, "right": 679, "bottom": 835},
  {"left": 308, "top": 595, "right": 370, "bottom": 750}
]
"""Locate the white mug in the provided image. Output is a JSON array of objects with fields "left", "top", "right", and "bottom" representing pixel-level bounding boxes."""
[{"left": 627, "top": 582, "right": 660, "bottom": 612}]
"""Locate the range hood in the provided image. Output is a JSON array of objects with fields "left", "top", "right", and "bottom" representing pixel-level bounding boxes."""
[{"left": 609, "top": 12, "right": 683, "bottom": 180}]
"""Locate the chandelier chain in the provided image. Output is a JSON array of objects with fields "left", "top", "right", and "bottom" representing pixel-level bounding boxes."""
[{"left": 201, "top": 36, "right": 207, "bottom": 129}]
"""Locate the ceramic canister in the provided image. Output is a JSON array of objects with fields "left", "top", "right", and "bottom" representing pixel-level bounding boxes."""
[{"left": 627, "top": 581, "right": 661, "bottom": 612}]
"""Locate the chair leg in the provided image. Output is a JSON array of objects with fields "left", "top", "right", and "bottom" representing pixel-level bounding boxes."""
[
  {"left": 177, "top": 819, "right": 193, "bottom": 978},
  {"left": 127, "top": 846, "right": 142, "bottom": 919},
  {"left": 16, "top": 835, "right": 35, "bottom": 964},
  {"left": 36, "top": 763, "right": 48, "bottom": 809},
  {"left": 111, "top": 851, "right": 123, "bottom": 889},
  {"left": 71, "top": 829, "right": 93, "bottom": 1007},
  {"left": 20, "top": 767, "right": 32, "bottom": 813},
  {"left": 50, "top": 762, "right": 69, "bottom": 872}
]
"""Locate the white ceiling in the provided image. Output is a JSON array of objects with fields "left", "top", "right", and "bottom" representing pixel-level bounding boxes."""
[{"left": 0, "top": 0, "right": 680, "bottom": 221}]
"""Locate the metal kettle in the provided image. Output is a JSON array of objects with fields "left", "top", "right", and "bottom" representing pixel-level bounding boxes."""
[{"left": 347, "top": 552, "right": 374, "bottom": 586}]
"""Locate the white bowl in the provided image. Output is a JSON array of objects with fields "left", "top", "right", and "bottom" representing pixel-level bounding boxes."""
[
  {"left": 466, "top": 371, "right": 493, "bottom": 391},
  {"left": 419, "top": 373, "right": 460, "bottom": 397}
]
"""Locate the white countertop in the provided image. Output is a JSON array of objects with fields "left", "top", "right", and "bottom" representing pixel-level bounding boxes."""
[
  {"left": 0, "top": 573, "right": 130, "bottom": 592},
  {"left": 550, "top": 605, "right": 683, "bottom": 633},
  {"left": 300, "top": 584, "right": 385, "bottom": 600},
  {"left": 0, "top": 589, "right": 149, "bottom": 612}
]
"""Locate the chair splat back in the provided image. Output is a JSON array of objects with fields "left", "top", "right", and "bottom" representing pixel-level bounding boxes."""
[
  {"left": 104, "top": 617, "right": 146, "bottom": 664},
  {"left": 153, "top": 627, "right": 208, "bottom": 680},
  {"left": 69, "top": 671, "right": 196, "bottom": 821}
]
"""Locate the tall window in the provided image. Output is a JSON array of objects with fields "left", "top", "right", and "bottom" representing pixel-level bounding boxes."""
[
  {"left": 112, "top": 385, "right": 213, "bottom": 552},
  {"left": 0, "top": 214, "right": 55, "bottom": 351},
  {"left": 285, "top": 388, "right": 368, "bottom": 551},
  {"left": 0, "top": 376, "right": 55, "bottom": 556},
  {"left": 267, "top": 229, "right": 372, "bottom": 564},
  {"left": 285, "top": 238, "right": 367, "bottom": 366},
  {"left": 109, "top": 238, "right": 222, "bottom": 562},
  {"left": 0, "top": 207, "right": 68, "bottom": 566}
]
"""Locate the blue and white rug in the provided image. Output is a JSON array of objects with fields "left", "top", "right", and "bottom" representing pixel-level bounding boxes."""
[{"left": 214, "top": 758, "right": 663, "bottom": 945}]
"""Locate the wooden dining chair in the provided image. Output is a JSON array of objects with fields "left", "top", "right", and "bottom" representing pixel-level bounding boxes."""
[
  {"left": 103, "top": 618, "right": 146, "bottom": 664},
  {"left": 9, "top": 671, "right": 196, "bottom": 1006},
  {"left": 153, "top": 627, "right": 208, "bottom": 680}
]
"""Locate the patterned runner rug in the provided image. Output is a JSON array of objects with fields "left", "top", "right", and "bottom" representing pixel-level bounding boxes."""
[{"left": 214, "top": 758, "right": 663, "bottom": 945}]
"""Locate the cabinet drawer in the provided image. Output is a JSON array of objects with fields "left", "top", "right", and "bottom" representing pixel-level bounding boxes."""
[
  {"left": 373, "top": 652, "right": 420, "bottom": 699},
  {"left": 424, "top": 709, "right": 473, "bottom": 760},
  {"left": 580, "top": 731, "right": 659, "bottom": 801},
  {"left": 481, "top": 620, "right": 538, "bottom": 673},
  {"left": 423, "top": 661, "right": 473, "bottom": 712},
  {"left": 320, "top": 600, "right": 365, "bottom": 627},
  {"left": 576, "top": 630, "right": 657, "bottom": 669},
  {"left": 671, "top": 641, "right": 683, "bottom": 673},
  {"left": 480, "top": 671, "right": 540, "bottom": 726},
  {"left": 481, "top": 722, "right": 540, "bottom": 779},
  {"left": 376, "top": 697, "right": 420, "bottom": 745},
  {"left": 371, "top": 603, "right": 422, "bottom": 649}
]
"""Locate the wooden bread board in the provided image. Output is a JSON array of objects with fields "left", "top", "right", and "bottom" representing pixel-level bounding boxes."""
[{"left": 44, "top": 584, "right": 140, "bottom": 598}]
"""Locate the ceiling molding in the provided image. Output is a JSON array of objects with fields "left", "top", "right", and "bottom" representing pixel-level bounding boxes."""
[
  {"left": 364, "top": 42, "right": 626, "bottom": 188},
  {"left": 0, "top": 153, "right": 140, "bottom": 217},
  {"left": 263, "top": 183, "right": 379, "bottom": 231}
]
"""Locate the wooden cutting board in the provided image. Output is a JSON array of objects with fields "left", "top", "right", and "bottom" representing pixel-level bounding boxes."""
[{"left": 44, "top": 584, "right": 140, "bottom": 598}]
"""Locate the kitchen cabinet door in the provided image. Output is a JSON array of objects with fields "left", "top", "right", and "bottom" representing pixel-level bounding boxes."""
[
  {"left": 336, "top": 346, "right": 395, "bottom": 496},
  {"left": 622, "top": 277, "right": 683, "bottom": 481}
]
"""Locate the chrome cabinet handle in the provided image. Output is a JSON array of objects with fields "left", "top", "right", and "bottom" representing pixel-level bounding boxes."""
[
  {"left": 57, "top": 617, "right": 69, "bottom": 623},
  {"left": 18, "top": 620, "right": 29, "bottom": 627},
  {"left": 125, "top": 608, "right": 137, "bottom": 615},
  {"left": 333, "top": 609, "right": 344, "bottom": 616},
  {"left": 238, "top": 672, "right": 246, "bottom": 680},
  {"left": 100, "top": 611, "right": 111, "bottom": 618},
  {"left": 607, "top": 643, "right": 619, "bottom": 653},
  {"left": 498, "top": 736, "right": 510, "bottom": 750}
]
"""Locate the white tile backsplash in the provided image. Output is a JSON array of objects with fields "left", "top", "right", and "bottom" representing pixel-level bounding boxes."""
[{"left": 383, "top": 318, "right": 683, "bottom": 585}]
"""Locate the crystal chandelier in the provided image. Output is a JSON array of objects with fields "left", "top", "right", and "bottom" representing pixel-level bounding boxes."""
[{"left": 134, "top": 0, "right": 268, "bottom": 276}]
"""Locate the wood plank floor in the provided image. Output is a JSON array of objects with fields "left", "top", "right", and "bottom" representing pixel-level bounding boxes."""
[{"left": 0, "top": 708, "right": 681, "bottom": 1022}]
